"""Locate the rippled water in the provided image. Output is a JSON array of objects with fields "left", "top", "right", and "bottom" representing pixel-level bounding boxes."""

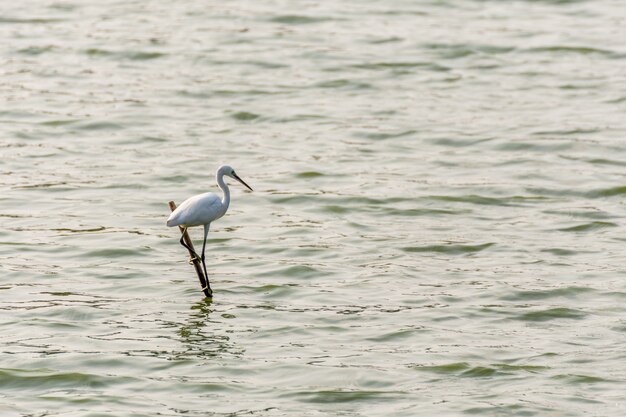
[{"left": 2, "top": 0, "right": 626, "bottom": 415}]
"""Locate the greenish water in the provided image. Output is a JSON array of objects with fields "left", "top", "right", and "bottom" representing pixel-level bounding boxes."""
[{"left": 2, "top": 0, "right": 626, "bottom": 416}]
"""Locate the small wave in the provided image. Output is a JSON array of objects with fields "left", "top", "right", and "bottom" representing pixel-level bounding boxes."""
[
  {"left": 17, "top": 45, "right": 56, "bottom": 55},
  {"left": 257, "top": 265, "right": 324, "bottom": 279},
  {"left": 526, "top": 45, "right": 619, "bottom": 58},
  {"left": 413, "top": 362, "right": 471, "bottom": 374},
  {"left": 40, "top": 119, "right": 80, "bottom": 127},
  {"left": 269, "top": 194, "right": 411, "bottom": 206},
  {"left": 230, "top": 111, "right": 261, "bottom": 122},
  {"left": 428, "top": 195, "right": 534, "bottom": 207},
  {"left": 314, "top": 79, "right": 373, "bottom": 90},
  {"left": 586, "top": 185, "right": 626, "bottom": 198},
  {"left": 531, "top": 128, "right": 600, "bottom": 136},
  {"left": 430, "top": 137, "right": 493, "bottom": 147},
  {"left": 75, "top": 121, "right": 124, "bottom": 131},
  {"left": 295, "top": 171, "right": 324, "bottom": 178},
  {"left": 423, "top": 43, "right": 515, "bottom": 59},
  {"left": 282, "top": 389, "right": 402, "bottom": 403},
  {"left": 496, "top": 140, "right": 574, "bottom": 152},
  {"left": 540, "top": 248, "right": 578, "bottom": 256},
  {"left": 357, "top": 129, "right": 417, "bottom": 140},
  {"left": 0, "top": 17, "right": 64, "bottom": 24},
  {"left": 366, "top": 328, "right": 418, "bottom": 342},
  {"left": 53, "top": 226, "right": 107, "bottom": 234},
  {"left": 13, "top": 181, "right": 70, "bottom": 189},
  {"left": 402, "top": 242, "right": 494, "bottom": 255},
  {"left": 124, "top": 51, "right": 165, "bottom": 61},
  {"left": 320, "top": 205, "right": 350, "bottom": 214},
  {"left": 586, "top": 158, "right": 626, "bottom": 167},
  {"left": 84, "top": 248, "right": 148, "bottom": 258},
  {"left": 0, "top": 368, "right": 134, "bottom": 389},
  {"left": 84, "top": 48, "right": 165, "bottom": 60},
  {"left": 551, "top": 374, "right": 614, "bottom": 384},
  {"left": 515, "top": 307, "right": 586, "bottom": 322},
  {"left": 542, "top": 209, "right": 612, "bottom": 220},
  {"left": 501, "top": 286, "right": 593, "bottom": 301},
  {"left": 350, "top": 61, "right": 450, "bottom": 72},
  {"left": 367, "top": 36, "right": 404, "bottom": 45},
  {"left": 413, "top": 362, "right": 548, "bottom": 376},
  {"left": 269, "top": 15, "right": 334, "bottom": 24},
  {"left": 382, "top": 207, "right": 468, "bottom": 216},
  {"left": 558, "top": 221, "right": 617, "bottom": 232}
]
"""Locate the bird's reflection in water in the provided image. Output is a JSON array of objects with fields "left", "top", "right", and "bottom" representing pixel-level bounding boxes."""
[{"left": 175, "top": 298, "right": 244, "bottom": 360}]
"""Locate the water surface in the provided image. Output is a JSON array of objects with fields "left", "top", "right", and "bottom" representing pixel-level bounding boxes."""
[{"left": 1, "top": 0, "right": 626, "bottom": 416}]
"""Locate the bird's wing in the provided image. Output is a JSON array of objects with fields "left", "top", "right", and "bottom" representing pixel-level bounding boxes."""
[{"left": 167, "top": 192, "right": 223, "bottom": 227}]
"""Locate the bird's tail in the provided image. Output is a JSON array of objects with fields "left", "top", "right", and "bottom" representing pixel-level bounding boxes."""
[{"left": 166, "top": 212, "right": 179, "bottom": 227}]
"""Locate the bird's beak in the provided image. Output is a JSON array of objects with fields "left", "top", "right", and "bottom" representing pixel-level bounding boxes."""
[{"left": 233, "top": 173, "right": 253, "bottom": 191}]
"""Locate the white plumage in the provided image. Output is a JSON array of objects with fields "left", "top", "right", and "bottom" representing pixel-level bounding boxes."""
[{"left": 167, "top": 192, "right": 225, "bottom": 228}]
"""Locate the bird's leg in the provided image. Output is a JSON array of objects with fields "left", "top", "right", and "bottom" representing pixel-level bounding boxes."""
[
  {"left": 201, "top": 224, "right": 211, "bottom": 292},
  {"left": 179, "top": 227, "right": 201, "bottom": 262}
]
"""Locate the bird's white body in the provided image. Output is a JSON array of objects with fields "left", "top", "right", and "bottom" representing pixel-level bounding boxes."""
[{"left": 167, "top": 192, "right": 226, "bottom": 227}]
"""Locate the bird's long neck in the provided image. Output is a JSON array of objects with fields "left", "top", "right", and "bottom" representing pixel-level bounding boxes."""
[{"left": 217, "top": 172, "right": 230, "bottom": 210}]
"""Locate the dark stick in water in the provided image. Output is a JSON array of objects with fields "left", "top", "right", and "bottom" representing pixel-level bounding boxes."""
[{"left": 168, "top": 201, "right": 212, "bottom": 298}]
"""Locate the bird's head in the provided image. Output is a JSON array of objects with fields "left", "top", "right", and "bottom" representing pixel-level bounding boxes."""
[{"left": 219, "top": 165, "right": 253, "bottom": 191}]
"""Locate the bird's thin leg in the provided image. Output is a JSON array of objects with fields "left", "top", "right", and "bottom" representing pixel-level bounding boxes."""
[
  {"left": 179, "top": 227, "right": 201, "bottom": 262},
  {"left": 200, "top": 224, "right": 211, "bottom": 291}
]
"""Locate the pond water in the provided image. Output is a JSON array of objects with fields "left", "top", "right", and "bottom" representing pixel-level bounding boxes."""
[{"left": 1, "top": 0, "right": 626, "bottom": 415}]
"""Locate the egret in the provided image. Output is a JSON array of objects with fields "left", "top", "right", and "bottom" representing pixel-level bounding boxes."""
[{"left": 167, "top": 165, "right": 253, "bottom": 292}]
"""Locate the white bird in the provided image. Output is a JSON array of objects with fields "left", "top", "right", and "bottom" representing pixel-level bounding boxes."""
[{"left": 167, "top": 165, "right": 253, "bottom": 292}]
